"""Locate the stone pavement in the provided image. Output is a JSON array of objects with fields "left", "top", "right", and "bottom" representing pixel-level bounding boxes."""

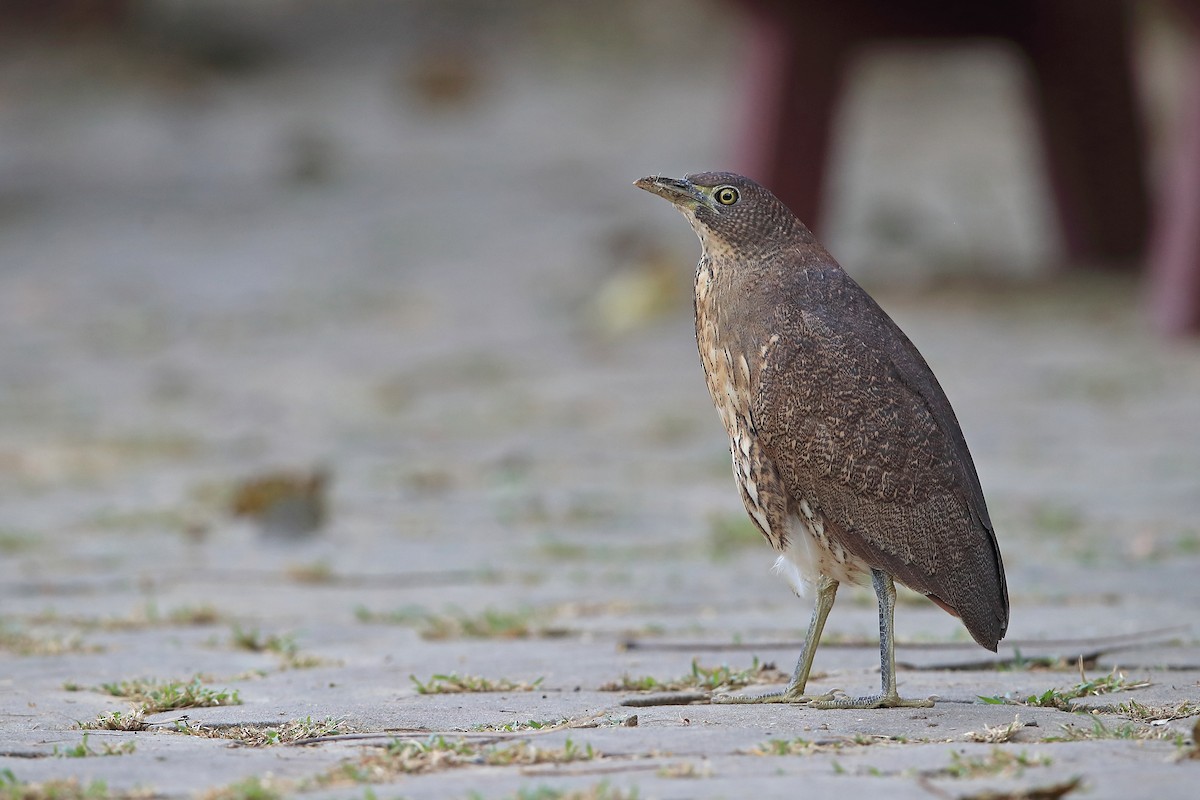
[{"left": 1, "top": 3, "right": 1199, "bottom": 798}]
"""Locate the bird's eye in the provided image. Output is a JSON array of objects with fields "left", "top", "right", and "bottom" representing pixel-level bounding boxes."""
[{"left": 715, "top": 186, "right": 739, "bottom": 206}]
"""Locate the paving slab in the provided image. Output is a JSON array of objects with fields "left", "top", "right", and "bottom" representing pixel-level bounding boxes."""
[{"left": 1, "top": 2, "right": 1199, "bottom": 799}]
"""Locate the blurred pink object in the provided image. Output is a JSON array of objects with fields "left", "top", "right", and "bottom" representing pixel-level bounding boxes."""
[
  {"left": 731, "top": 0, "right": 1200, "bottom": 335},
  {"left": 1148, "top": 2, "right": 1200, "bottom": 335}
]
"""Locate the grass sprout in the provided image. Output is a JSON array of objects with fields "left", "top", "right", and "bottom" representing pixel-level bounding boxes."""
[
  {"left": 354, "top": 605, "right": 571, "bottom": 640},
  {"left": 1090, "top": 698, "right": 1199, "bottom": 723},
  {"left": 601, "top": 657, "right": 786, "bottom": 692},
  {"left": 179, "top": 716, "right": 350, "bottom": 746},
  {"left": 978, "top": 666, "right": 1150, "bottom": 711},
  {"left": 313, "top": 735, "right": 598, "bottom": 786},
  {"left": 99, "top": 677, "right": 240, "bottom": 714},
  {"left": 938, "top": 747, "right": 1051, "bottom": 779},
  {"left": 0, "top": 622, "right": 100, "bottom": 656},
  {"left": 1043, "top": 715, "right": 1182, "bottom": 742},
  {"left": 229, "top": 625, "right": 330, "bottom": 669},
  {"left": 199, "top": 775, "right": 287, "bottom": 800},
  {"left": 53, "top": 734, "right": 136, "bottom": 758},
  {"left": 502, "top": 784, "right": 637, "bottom": 800},
  {"left": 79, "top": 710, "right": 147, "bottom": 732},
  {"left": 410, "top": 673, "right": 543, "bottom": 694},
  {"left": 471, "top": 717, "right": 571, "bottom": 733},
  {"left": 0, "top": 769, "right": 150, "bottom": 799},
  {"left": 747, "top": 732, "right": 903, "bottom": 756}
]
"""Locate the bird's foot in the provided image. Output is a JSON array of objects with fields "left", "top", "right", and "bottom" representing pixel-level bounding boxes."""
[
  {"left": 713, "top": 686, "right": 839, "bottom": 705},
  {"left": 808, "top": 690, "right": 935, "bottom": 710}
]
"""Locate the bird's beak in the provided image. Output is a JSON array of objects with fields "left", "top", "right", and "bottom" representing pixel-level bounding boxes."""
[{"left": 634, "top": 175, "right": 711, "bottom": 211}]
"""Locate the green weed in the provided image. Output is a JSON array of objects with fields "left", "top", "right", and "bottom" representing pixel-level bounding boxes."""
[
  {"left": 939, "top": 747, "right": 1051, "bottom": 778},
  {"left": 500, "top": 783, "right": 637, "bottom": 800},
  {"left": 472, "top": 717, "right": 570, "bottom": 733},
  {"left": 979, "top": 667, "right": 1149, "bottom": 710},
  {"left": 0, "top": 770, "right": 141, "bottom": 799},
  {"left": 229, "top": 625, "right": 329, "bottom": 669},
  {"left": 99, "top": 677, "right": 240, "bottom": 714},
  {"left": 79, "top": 710, "right": 147, "bottom": 732},
  {"left": 355, "top": 605, "right": 569, "bottom": 640},
  {"left": 179, "top": 716, "right": 349, "bottom": 746},
  {"left": 200, "top": 775, "right": 285, "bottom": 800},
  {"left": 748, "top": 733, "right": 901, "bottom": 756},
  {"left": 313, "top": 735, "right": 598, "bottom": 786},
  {"left": 0, "top": 622, "right": 99, "bottom": 656},
  {"left": 410, "top": 673, "right": 543, "bottom": 694},
  {"left": 1043, "top": 715, "right": 1181, "bottom": 742},
  {"left": 28, "top": 603, "right": 223, "bottom": 631},
  {"left": 53, "top": 734, "right": 136, "bottom": 758},
  {"left": 1092, "top": 698, "right": 1199, "bottom": 723},
  {"left": 601, "top": 657, "right": 785, "bottom": 692}
]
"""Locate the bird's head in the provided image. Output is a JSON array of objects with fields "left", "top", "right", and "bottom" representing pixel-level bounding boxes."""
[{"left": 633, "top": 172, "right": 813, "bottom": 258}]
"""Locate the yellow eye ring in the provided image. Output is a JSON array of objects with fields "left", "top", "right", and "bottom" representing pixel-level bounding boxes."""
[{"left": 715, "top": 186, "right": 739, "bottom": 206}]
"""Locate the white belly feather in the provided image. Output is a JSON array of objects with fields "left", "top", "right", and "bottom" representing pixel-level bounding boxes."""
[{"left": 772, "top": 512, "right": 868, "bottom": 597}]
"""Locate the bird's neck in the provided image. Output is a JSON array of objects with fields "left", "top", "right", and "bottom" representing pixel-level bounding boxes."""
[
  {"left": 694, "top": 250, "right": 741, "bottom": 352},
  {"left": 694, "top": 253, "right": 719, "bottom": 320}
]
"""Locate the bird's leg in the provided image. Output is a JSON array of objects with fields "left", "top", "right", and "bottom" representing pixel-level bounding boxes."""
[
  {"left": 781, "top": 574, "right": 837, "bottom": 697},
  {"left": 810, "top": 569, "right": 934, "bottom": 709},
  {"left": 714, "top": 574, "right": 839, "bottom": 704}
]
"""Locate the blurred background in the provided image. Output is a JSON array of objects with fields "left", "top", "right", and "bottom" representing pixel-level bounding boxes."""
[{"left": 2, "top": 0, "right": 1199, "bottom": 666}]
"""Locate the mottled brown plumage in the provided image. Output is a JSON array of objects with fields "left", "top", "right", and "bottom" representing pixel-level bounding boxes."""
[{"left": 635, "top": 172, "right": 1008, "bottom": 708}]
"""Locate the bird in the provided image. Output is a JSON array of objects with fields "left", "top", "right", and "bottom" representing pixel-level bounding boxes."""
[{"left": 634, "top": 172, "right": 1008, "bottom": 708}]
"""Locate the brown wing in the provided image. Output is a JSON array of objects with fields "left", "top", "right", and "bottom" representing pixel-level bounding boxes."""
[{"left": 750, "top": 267, "right": 1008, "bottom": 650}]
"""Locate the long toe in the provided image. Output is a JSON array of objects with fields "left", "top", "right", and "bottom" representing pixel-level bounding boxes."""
[
  {"left": 714, "top": 688, "right": 840, "bottom": 705},
  {"left": 810, "top": 692, "right": 935, "bottom": 710}
]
